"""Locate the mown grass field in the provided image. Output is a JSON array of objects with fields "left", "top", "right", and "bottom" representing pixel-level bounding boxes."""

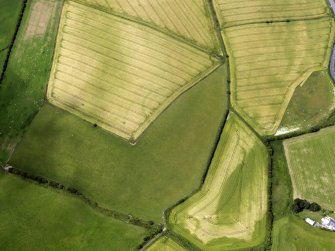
[
  {"left": 222, "top": 18, "right": 335, "bottom": 136},
  {"left": 0, "top": 0, "right": 23, "bottom": 75},
  {"left": 213, "top": 0, "right": 330, "bottom": 28},
  {"left": 81, "top": 0, "right": 218, "bottom": 51},
  {"left": 284, "top": 126, "right": 335, "bottom": 210},
  {"left": 0, "top": 172, "right": 148, "bottom": 251},
  {"left": 47, "top": 0, "right": 219, "bottom": 142},
  {"left": 0, "top": 0, "right": 63, "bottom": 164},
  {"left": 146, "top": 236, "right": 185, "bottom": 251},
  {"left": 168, "top": 114, "right": 268, "bottom": 250},
  {"left": 278, "top": 70, "right": 335, "bottom": 134},
  {"left": 10, "top": 65, "right": 228, "bottom": 223},
  {"left": 272, "top": 216, "right": 335, "bottom": 251}
]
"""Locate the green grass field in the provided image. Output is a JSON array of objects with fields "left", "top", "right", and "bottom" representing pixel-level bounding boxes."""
[
  {"left": 168, "top": 114, "right": 268, "bottom": 250},
  {"left": 0, "top": 0, "right": 23, "bottom": 74},
  {"left": 10, "top": 64, "right": 228, "bottom": 223},
  {"left": 284, "top": 126, "right": 335, "bottom": 210},
  {"left": 0, "top": 0, "right": 23, "bottom": 49},
  {"left": 278, "top": 70, "right": 335, "bottom": 134},
  {"left": 0, "top": 0, "right": 63, "bottom": 164},
  {"left": 0, "top": 172, "right": 148, "bottom": 251},
  {"left": 272, "top": 216, "right": 335, "bottom": 251},
  {"left": 146, "top": 236, "right": 185, "bottom": 251},
  {"left": 270, "top": 141, "right": 293, "bottom": 220}
]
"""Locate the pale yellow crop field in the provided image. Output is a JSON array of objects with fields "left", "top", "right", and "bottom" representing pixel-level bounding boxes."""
[
  {"left": 77, "top": 0, "right": 218, "bottom": 50},
  {"left": 213, "top": 0, "right": 330, "bottom": 27},
  {"left": 168, "top": 114, "right": 268, "bottom": 250},
  {"left": 146, "top": 236, "right": 186, "bottom": 251},
  {"left": 222, "top": 18, "right": 335, "bottom": 136},
  {"left": 47, "top": 1, "right": 219, "bottom": 142}
]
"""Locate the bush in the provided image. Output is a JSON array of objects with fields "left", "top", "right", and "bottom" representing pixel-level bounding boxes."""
[
  {"left": 292, "top": 198, "right": 310, "bottom": 213},
  {"left": 310, "top": 202, "right": 321, "bottom": 212}
]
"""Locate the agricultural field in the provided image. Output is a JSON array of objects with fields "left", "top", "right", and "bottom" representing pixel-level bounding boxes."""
[
  {"left": 0, "top": 0, "right": 23, "bottom": 73},
  {"left": 0, "top": 0, "right": 63, "bottom": 164},
  {"left": 47, "top": 0, "right": 220, "bottom": 142},
  {"left": 284, "top": 126, "right": 335, "bottom": 210},
  {"left": 2, "top": 0, "right": 335, "bottom": 249},
  {"left": 168, "top": 114, "right": 268, "bottom": 250},
  {"left": 146, "top": 236, "right": 185, "bottom": 251},
  {"left": 0, "top": 172, "right": 148, "bottom": 251},
  {"left": 278, "top": 70, "right": 335, "bottom": 135},
  {"left": 10, "top": 64, "right": 228, "bottom": 223},
  {"left": 213, "top": 0, "right": 330, "bottom": 28},
  {"left": 77, "top": 0, "right": 218, "bottom": 52},
  {"left": 222, "top": 18, "right": 335, "bottom": 135},
  {"left": 272, "top": 216, "right": 335, "bottom": 251},
  {"left": 79, "top": 0, "right": 218, "bottom": 51}
]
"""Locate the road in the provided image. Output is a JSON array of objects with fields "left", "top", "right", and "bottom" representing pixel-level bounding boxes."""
[{"left": 328, "top": 0, "right": 335, "bottom": 81}]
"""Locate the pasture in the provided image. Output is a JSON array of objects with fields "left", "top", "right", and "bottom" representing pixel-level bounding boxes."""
[
  {"left": 81, "top": 0, "right": 218, "bottom": 51},
  {"left": 284, "top": 126, "right": 335, "bottom": 210},
  {"left": 0, "top": 172, "right": 148, "bottom": 251},
  {"left": 10, "top": 65, "right": 228, "bottom": 223},
  {"left": 0, "top": 0, "right": 23, "bottom": 49},
  {"left": 270, "top": 141, "right": 293, "bottom": 219},
  {"left": 0, "top": 0, "right": 23, "bottom": 73},
  {"left": 213, "top": 0, "right": 330, "bottom": 28},
  {"left": 0, "top": 0, "right": 63, "bottom": 164},
  {"left": 272, "top": 216, "right": 335, "bottom": 251},
  {"left": 279, "top": 70, "right": 335, "bottom": 134},
  {"left": 146, "top": 236, "right": 185, "bottom": 251},
  {"left": 47, "top": 0, "right": 219, "bottom": 142},
  {"left": 223, "top": 18, "right": 335, "bottom": 136},
  {"left": 168, "top": 114, "right": 268, "bottom": 250}
]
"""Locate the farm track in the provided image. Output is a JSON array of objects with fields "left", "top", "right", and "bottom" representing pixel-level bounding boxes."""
[{"left": 0, "top": 0, "right": 27, "bottom": 84}]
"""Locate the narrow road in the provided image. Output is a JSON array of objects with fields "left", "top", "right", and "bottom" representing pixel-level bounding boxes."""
[{"left": 328, "top": 0, "right": 335, "bottom": 81}]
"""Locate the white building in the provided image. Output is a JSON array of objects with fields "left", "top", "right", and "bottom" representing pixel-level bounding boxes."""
[
  {"left": 304, "top": 218, "right": 316, "bottom": 226},
  {"left": 321, "top": 216, "right": 335, "bottom": 231}
]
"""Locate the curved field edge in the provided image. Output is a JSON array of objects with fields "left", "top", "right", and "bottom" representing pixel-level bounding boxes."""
[
  {"left": 278, "top": 70, "right": 335, "bottom": 135},
  {"left": 168, "top": 114, "right": 268, "bottom": 250},
  {"left": 221, "top": 17, "right": 335, "bottom": 137},
  {"left": 271, "top": 216, "right": 335, "bottom": 251},
  {"left": 46, "top": 0, "right": 221, "bottom": 142},
  {"left": 10, "top": 65, "right": 228, "bottom": 223},
  {"left": 0, "top": 172, "right": 148, "bottom": 251}
]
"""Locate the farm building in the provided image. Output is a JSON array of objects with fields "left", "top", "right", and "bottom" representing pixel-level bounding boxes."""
[
  {"left": 321, "top": 216, "right": 335, "bottom": 231},
  {"left": 304, "top": 218, "right": 316, "bottom": 226}
]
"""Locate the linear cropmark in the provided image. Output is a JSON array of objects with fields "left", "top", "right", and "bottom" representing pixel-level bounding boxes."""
[{"left": 47, "top": 0, "right": 220, "bottom": 142}]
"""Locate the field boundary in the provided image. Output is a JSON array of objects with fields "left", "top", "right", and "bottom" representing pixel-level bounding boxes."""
[
  {"left": 69, "top": 0, "right": 221, "bottom": 57},
  {"left": 0, "top": 166, "right": 163, "bottom": 233},
  {"left": 0, "top": 0, "right": 26, "bottom": 84}
]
